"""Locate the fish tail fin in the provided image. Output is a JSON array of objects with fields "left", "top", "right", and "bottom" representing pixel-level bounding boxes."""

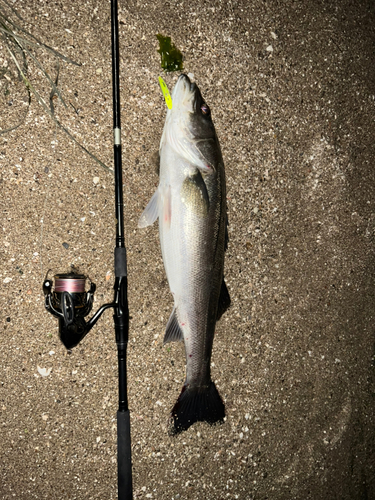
[{"left": 170, "top": 382, "right": 225, "bottom": 435}]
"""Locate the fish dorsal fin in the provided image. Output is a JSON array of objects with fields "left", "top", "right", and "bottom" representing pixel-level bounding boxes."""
[
  {"left": 138, "top": 189, "right": 160, "bottom": 228},
  {"left": 217, "top": 279, "right": 231, "bottom": 320},
  {"left": 164, "top": 307, "right": 184, "bottom": 344},
  {"left": 181, "top": 169, "right": 209, "bottom": 216}
]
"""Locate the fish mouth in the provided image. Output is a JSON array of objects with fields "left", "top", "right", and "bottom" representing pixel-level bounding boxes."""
[
  {"left": 177, "top": 73, "right": 196, "bottom": 92},
  {"left": 171, "top": 74, "right": 197, "bottom": 111}
]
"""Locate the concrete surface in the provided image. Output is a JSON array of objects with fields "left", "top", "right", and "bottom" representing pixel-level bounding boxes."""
[{"left": 1, "top": 0, "right": 374, "bottom": 498}]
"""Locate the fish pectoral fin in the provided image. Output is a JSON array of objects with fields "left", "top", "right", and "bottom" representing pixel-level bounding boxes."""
[
  {"left": 164, "top": 307, "right": 184, "bottom": 344},
  {"left": 181, "top": 169, "right": 209, "bottom": 216},
  {"left": 216, "top": 278, "right": 231, "bottom": 321},
  {"left": 138, "top": 189, "right": 160, "bottom": 228}
]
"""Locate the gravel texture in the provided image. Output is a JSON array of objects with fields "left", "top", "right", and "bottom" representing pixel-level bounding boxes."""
[{"left": 1, "top": 0, "right": 374, "bottom": 499}]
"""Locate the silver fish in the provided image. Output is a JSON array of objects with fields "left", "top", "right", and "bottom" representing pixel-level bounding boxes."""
[{"left": 139, "top": 74, "right": 230, "bottom": 433}]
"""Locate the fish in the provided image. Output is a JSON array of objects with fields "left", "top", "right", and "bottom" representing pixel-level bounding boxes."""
[{"left": 139, "top": 74, "right": 230, "bottom": 434}]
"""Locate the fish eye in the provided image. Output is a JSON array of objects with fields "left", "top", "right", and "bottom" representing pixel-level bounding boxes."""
[{"left": 200, "top": 103, "right": 210, "bottom": 115}]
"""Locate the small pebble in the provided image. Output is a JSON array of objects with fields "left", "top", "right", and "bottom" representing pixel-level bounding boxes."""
[{"left": 37, "top": 366, "right": 52, "bottom": 377}]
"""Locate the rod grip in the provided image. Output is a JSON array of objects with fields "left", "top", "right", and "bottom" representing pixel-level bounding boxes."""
[
  {"left": 115, "top": 247, "right": 127, "bottom": 277},
  {"left": 117, "top": 410, "right": 133, "bottom": 499}
]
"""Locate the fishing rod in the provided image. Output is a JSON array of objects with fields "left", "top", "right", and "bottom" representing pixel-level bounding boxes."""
[{"left": 42, "top": 0, "right": 133, "bottom": 498}]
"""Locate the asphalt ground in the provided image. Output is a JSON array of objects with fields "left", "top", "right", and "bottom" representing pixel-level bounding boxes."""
[{"left": 1, "top": 0, "right": 374, "bottom": 498}]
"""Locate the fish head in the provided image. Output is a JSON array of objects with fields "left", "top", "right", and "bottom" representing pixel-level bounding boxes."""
[{"left": 161, "top": 74, "right": 221, "bottom": 171}]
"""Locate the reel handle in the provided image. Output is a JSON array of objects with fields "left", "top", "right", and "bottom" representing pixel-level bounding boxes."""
[{"left": 62, "top": 291, "right": 75, "bottom": 325}]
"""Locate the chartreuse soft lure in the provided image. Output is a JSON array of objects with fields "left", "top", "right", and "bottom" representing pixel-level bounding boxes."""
[{"left": 158, "top": 76, "right": 173, "bottom": 109}]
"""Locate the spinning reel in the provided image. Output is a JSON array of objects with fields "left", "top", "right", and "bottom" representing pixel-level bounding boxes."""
[{"left": 43, "top": 270, "right": 114, "bottom": 349}]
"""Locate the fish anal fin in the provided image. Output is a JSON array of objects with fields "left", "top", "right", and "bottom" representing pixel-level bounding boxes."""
[
  {"left": 164, "top": 307, "right": 184, "bottom": 344},
  {"left": 217, "top": 279, "right": 231, "bottom": 321},
  {"left": 138, "top": 189, "right": 160, "bottom": 228}
]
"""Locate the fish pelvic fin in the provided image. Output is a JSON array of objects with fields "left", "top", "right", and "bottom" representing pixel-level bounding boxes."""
[
  {"left": 217, "top": 278, "right": 231, "bottom": 321},
  {"left": 138, "top": 189, "right": 160, "bottom": 228},
  {"left": 169, "top": 381, "right": 225, "bottom": 435},
  {"left": 163, "top": 307, "right": 184, "bottom": 343}
]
